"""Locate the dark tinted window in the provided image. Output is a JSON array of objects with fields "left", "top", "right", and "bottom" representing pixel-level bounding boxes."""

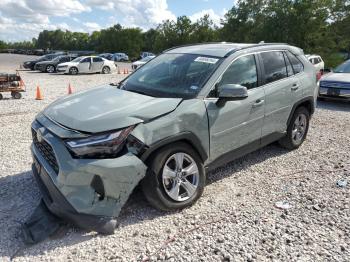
[
  {"left": 286, "top": 51, "right": 304, "bottom": 74},
  {"left": 60, "top": 57, "right": 70, "bottom": 62},
  {"left": 93, "top": 57, "right": 103, "bottom": 62},
  {"left": 284, "top": 52, "right": 294, "bottom": 76},
  {"left": 219, "top": 55, "right": 258, "bottom": 89},
  {"left": 261, "top": 51, "right": 288, "bottom": 84},
  {"left": 81, "top": 58, "right": 91, "bottom": 63}
]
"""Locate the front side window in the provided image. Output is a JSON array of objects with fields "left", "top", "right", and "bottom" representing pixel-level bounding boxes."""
[
  {"left": 286, "top": 51, "right": 304, "bottom": 74},
  {"left": 219, "top": 55, "right": 258, "bottom": 90},
  {"left": 81, "top": 58, "right": 91, "bottom": 63},
  {"left": 261, "top": 51, "right": 288, "bottom": 84},
  {"left": 121, "top": 53, "right": 221, "bottom": 98}
]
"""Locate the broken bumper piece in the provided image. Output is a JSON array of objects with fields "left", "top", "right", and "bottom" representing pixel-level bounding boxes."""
[
  {"left": 29, "top": 123, "right": 147, "bottom": 235},
  {"left": 31, "top": 162, "right": 117, "bottom": 234}
]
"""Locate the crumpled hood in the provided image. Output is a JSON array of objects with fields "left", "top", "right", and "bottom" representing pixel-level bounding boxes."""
[
  {"left": 321, "top": 73, "right": 350, "bottom": 83},
  {"left": 44, "top": 85, "right": 182, "bottom": 133}
]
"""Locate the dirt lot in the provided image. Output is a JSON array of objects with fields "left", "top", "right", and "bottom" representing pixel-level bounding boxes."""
[{"left": 0, "top": 53, "right": 349, "bottom": 261}]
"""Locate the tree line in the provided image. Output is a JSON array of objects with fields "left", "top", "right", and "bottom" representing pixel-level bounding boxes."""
[{"left": 1, "top": 0, "right": 350, "bottom": 66}]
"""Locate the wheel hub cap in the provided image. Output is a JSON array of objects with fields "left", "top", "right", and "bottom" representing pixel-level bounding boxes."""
[{"left": 162, "top": 152, "right": 199, "bottom": 202}]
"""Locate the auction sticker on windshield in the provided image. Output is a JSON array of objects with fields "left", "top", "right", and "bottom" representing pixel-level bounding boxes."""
[{"left": 194, "top": 57, "right": 219, "bottom": 64}]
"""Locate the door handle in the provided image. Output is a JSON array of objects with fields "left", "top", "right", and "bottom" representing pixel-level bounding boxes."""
[
  {"left": 252, "top": 99, "right": 264, "bottom": 108},
  {"left": 291, "top": 83, "right": 299, "bottom": 91}
]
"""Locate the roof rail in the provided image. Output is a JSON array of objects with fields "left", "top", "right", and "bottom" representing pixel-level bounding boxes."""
[
  {"left": 162, "top": 42, "right": 236, "bottom": 53},
  {"left": 224, "top": 42, "right": 290, "bottom": 57}
]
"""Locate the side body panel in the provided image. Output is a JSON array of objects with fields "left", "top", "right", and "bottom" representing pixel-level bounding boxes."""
[
  {"left": 204, "top": 86, "right": 265, "bottom": 162},
  {"left": 132, "top": 99, "right": 210, "bottom": 164}
]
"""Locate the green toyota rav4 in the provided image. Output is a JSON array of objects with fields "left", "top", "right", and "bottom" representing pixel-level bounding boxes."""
[{"left": 31, "top": 43, "right": 317, "bottom": 233}]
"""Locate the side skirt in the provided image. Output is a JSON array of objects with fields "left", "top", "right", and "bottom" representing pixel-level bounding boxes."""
[{"left": 205, "top": 132, "right": 285, "bottom": 172}]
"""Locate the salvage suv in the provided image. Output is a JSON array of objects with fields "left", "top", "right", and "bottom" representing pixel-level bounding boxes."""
[{"left": 31, "top": 43, "right": 317, "bottom": 233}]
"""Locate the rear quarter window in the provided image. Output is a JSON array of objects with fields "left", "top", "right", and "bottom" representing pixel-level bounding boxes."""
[{"left": 286, "top": 51, "right": 304, "bottom": 74}]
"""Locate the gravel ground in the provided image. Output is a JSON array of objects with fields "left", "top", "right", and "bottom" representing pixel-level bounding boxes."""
[{"left": 0, "top": 53, "right": 349, "bottom": 261}]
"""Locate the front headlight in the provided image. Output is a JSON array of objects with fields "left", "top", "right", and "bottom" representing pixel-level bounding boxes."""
[{"left": 66, "top": 126, "right": 134, "bottom": 159}]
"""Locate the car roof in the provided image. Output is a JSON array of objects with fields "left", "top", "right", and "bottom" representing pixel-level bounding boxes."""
[{"left": 165, "top": 42, "right": 303, "bottom": 57}]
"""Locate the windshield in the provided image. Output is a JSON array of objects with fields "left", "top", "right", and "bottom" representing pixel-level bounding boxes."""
[
  {"left": 52, "top": 56, "right": 63, "bottom": 62},
  {"left": 121, "top": 53, "right": 221, "bottom": 98},
  {"left": 71, "top": 57, "right": 83, "bottom": 63},
  {"left": 334, "top": 60, "right": 350, "bottom": 73}
]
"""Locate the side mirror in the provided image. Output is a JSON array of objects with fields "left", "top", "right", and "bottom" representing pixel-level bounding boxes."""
[{"left": 218, "top": 84, "right": 248, "bottom": 101}]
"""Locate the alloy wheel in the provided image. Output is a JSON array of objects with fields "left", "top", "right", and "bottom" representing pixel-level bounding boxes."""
[
  {"left": 292, "top": 114, "right": 307, "bottom": 144},
  {"left": 162, "top": 152, "right": 199, "bottom": 202},
  {"left": 46, "top": 65, "right": 55, "bottom": 73}
]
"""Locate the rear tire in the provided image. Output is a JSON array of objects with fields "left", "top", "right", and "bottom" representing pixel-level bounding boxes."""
[
  {"left": 69, "top": 67, "right": 78, "bottom": 75},
  {"left": 46, "top": 65, "right": 55, "bottom": 73},
  {"left": 0, "top": 93, "right": 3, "bottom": 100},
  {"left": 279, "top": 107, "right": 310, "bottom": 150},
  {"left": 141, "top": 142, "right": 205, "bottom": 211},
  {"left": 102, "top": 66, "right": 111, "bottom": 74}
]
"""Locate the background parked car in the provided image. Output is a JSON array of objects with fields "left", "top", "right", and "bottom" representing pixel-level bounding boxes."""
[
  {"left": 113, "top": 53, "right": 129, "bottom": 62},
  {"left": 56, "top": 56, "right": 116, "bottom": 75},
  {"left": 99, "top": 53, "right": 114, "bottom": 60},
  {"left": 318, "top": 59, "right": 350, "bottom": 99},
  {"left": 131, "top": 55, "right": 155, "bottom": 70},
  {"left": 140, "top": 52, "right": 155, "bottom": 59},
  {"left": 34, "top": 55, "right": 78, "bottom": 73},
  {"left": 23, "top": 53, "right": 65, "bottom": 70},
  {"left": 306, "top": 54, "right": 324, "bottom": 72}
]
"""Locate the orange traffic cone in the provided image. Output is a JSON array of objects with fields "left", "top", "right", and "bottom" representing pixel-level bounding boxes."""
[
  {"left": 35, "top": 85, "right": 43, "bottom": 100},
  {"left": 19, "top": 79, "right": 25, "bottom": 88},
  {"left": 123, "top": 68, "right": 127, "bottom": 74},
  {"left": 68, "top": 83, "right": 73, "bottom": 95},
  {"left": 126, "top": 68, "right": 129, "bottom": 74}
]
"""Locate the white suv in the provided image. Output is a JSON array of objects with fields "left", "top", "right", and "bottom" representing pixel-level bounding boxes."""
[{"left": 306, "top": 54, "right": 324, "bottom": 73}]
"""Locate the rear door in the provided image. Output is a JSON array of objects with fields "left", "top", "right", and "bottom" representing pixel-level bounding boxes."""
[
  {"left": 92, "top": 57, "right": 104, "bottom": 72},
  {"left": 78, "top": 57, "right": 91, "bottom": 73},
  {"left": 205, "top": 54, "right": 265, "bottom": 161},
  {"left": 258, "top": 51, "right": 294, "bottom": 137}
]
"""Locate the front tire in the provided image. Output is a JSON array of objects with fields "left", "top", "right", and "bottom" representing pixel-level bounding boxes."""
[
  {"left": 279, "top": 107, "right": 310, "bottom": 150},
  {"left": 141, "top": 142, "right": 205, "bottom": 211},
  {"left": 69, "top": 67, "right": 78, "bottom": 75}
]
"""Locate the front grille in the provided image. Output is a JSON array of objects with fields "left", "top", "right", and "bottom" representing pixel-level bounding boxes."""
[{"left": 32, "top": 128, "right": 59, "bottom": 174}]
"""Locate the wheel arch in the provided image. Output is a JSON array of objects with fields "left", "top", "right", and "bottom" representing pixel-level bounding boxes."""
[
  {"left": 287, "top": 96, "right": 315, "bottom": 127},
  {"left": 140, "top": 132, "right": 208, "bottom": 164}
]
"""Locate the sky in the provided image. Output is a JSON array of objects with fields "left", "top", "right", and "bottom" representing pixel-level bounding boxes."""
[{"left": 0, "top": 0, "right": 234, "bottom": 42}]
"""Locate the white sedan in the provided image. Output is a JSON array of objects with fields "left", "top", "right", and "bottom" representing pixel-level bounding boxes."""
[
  {"left": 131, "top": 56, "right": 155, "bottom": 70},
  {"left": 57, "top": 56, "right": 117, "bottom": 75}
]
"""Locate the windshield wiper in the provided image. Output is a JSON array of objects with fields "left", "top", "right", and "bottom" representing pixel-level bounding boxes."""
[{"left": 126, "top": 89, "right": 153, "bottom": 97}]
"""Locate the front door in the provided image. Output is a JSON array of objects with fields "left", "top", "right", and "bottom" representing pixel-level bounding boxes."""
[{"left": 205, "top": 54, "right": 265, "bottom": 162}]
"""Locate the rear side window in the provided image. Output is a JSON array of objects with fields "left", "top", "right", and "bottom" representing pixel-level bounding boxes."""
[
  {"left": 286, "top": 51, "right": 304, "bottom": 74},
  {"left": 219, "top": 54, "right": 258, "bottom": 89},
  {"left": 283, "top": 52, "right": 294, "bottom": 76},
  {"left": 93, "top": 57, "right": 103, "bottom": 62},
  {"left": 260, "top": 51, "right": 288, "bottom": 84},
  {"left": 60, "top": 57, "right": 70, "bottom": 62}
]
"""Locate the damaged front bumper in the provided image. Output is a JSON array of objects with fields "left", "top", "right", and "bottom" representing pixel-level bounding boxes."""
[{"left": 30, "top": 121, "right": 147, "bottom": 234}]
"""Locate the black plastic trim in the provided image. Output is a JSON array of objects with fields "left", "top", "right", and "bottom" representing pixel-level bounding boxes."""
[
  {"left": 287, "top": 96, "right": 315, "bottom": 126},
  {"left": 140, "top": 132, "right": 208, "bottom": 163}
]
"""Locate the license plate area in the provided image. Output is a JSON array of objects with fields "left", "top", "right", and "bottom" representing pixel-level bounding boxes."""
[{"left": 327, "top": 88, "right": 340, "bottom": 96}]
